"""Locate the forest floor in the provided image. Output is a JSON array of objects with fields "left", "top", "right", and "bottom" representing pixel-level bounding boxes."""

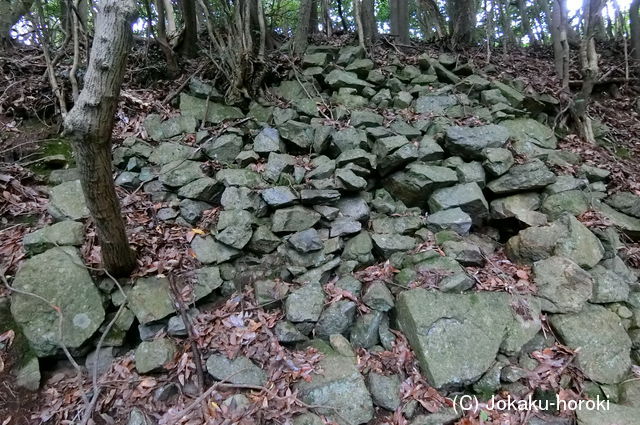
[{"left": 1, "top": 37, "right": 640, "bottom": 425}]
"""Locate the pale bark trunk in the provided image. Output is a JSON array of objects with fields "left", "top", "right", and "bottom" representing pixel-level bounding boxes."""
[
  {"left": 163, "top": 0, "right": 177, "bottom": 35},
  {"left": 572, "top": 0, "right": 603, "bottom": 143},
  {"left": 63, "top": 0, "right": 137, "bottom": 277},
  {"left": 631, "top": 0, "right": 640, "bottom": 60},
  {"left": 551, "top": 0, "right": 570, "bottom": 87}
]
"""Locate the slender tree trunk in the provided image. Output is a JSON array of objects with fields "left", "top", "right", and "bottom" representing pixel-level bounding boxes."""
[
  {"left": 551, "top": 0, "right": 570, "bottom": 86},
  {"left": 572, "top": 0, "right": 603, "bottom": 143},
  {"left": 154, "top": 0, "right": 179, "bottom": 76},
  {"left": 322, "top": 0, "right": 332, "bottom": 36},
  {"left": 179, "top": 0, "right": 198, "bottom": 56},
  {"left": 517, "top": 0, "right": 537, "bottom": 45},
  {"left": 631, "top": 0, "right": 640, "bottom": 60},
  {"left": 63, "top": 0, "right": 137, "bottom": 277},
  {"left": 336, "top": 0, "right": 349, "bottom": 32},
  {"left": 448, "top": 0, "right": 476, "bottom": 46},
  {"left": 293, "top": 0, "right": 314, "bottom": 54},
  {"left": 163, "top": 0, "right": 177, "bottom": 35}
]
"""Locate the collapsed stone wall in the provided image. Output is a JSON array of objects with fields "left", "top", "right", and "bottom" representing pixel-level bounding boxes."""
[{"left": 7, "top": 45, "right": 640, "bottom": 424}]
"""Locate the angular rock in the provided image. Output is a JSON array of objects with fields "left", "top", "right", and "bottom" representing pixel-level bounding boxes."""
[
  {"left": 191, "top": 235, "right": 241, "bottom": 264},
  {"left": 362, "top": 281, "right": 394, "bottom": 312},
  {"left": 445, "top": 125, "right": 509, "bottom": 160},
  {"left": 23, "top": 220, "right": 84, "bottom": 255},
  {"left": 48, "top": 180, "right": 89, "bottom": 220},
  {"left": 126, "top": 276, "right": 175, "bottom": 324},
  {"left": 206, "top": 354, "right": 267, "bottom": 386},
  {"left": 605, "top": 192, "right": 640, "bottom": 218},
  {"left": 532, "top": 256, "right": 593, "bottom": 313},
  {"left": 286, "top": 284, "right": 325, "bottom": 323},
  {"left": 367, "top": 372, "right": 402, "bottom": 411},
  {"left": 342, "top": 231, "right": 374, "bottom": 265},
  {"left": 428, "top": 183, "right": 489, "bottom": 222},
  {"left": 288, "top": 228, "right": 323, "bottom": 253},
  {"left": 550, "top": 303, "right": 631, "bottom": 384},
  {"left": 159, "top": 160, "right": 206, "bottom": 187},
  {"left": 487, "top": 159, "right": 557, "bottom": 194},
  {"left": 178, "top": 177, "right": 224, "bottom": 202},
  {"left": 296, "top": 345, "right": 373, "bottom": 425},
  {"left": 272, "top": 206, "right": 321, "bottom": 232},
  {"left": 180, "top": 93, "right": 243, "bottom": 123},
  {"left": 426, "top": 208, "right": 473, "bottom": 235},
  {"left": 397, "top": 290, "right": 516, "bottom": 388},
  {"left": 501, "top": 118, "right": 557, "bottom": 149},
  {"left": 385, "top": 164, "right": 459, "bottom": 208},
  {"left": 315, "top": 301, "right": 357, "bottom": 338},
  {"left": 203, "top": 134, "right": 244, "bottom": 162},
  {"left": 10, "top": 247, "right": 104, "bottom": 356},
  {"left": 135, "top": 338, "right": 177, "bottom": 374},
  {"left": 415, "top": 95, "right": 458, "bottom": 115},
  {"left": 371, "top": 233, "right": 417, "bottom": 257},
  {"left": 216, "top": 169, "right": 264, "bottom": 188}
]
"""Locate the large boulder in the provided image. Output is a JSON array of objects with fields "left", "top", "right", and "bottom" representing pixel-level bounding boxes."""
[
  {"left": 384, "top": 164, "right": 458, "bottom": 208},
  {"left": 10, "top": 247, "right": 105, "bottom": 356},
  {"left": 487, "top": 159, "right": 557, "bottom": 194},
  {"left": 415, "top": 95, "right": 459, "bottom": 115},
  {"left": 550, "top": 303, "right": 632, "bottom": 384},
  {"left": 396, "top": 290, "right": 539, "bottom": 388},
  {"left": 296, "top": 344, "right": 373, "bottom": 425},
  {"left": 23, "top": 220, "right": 84, "bottom": 255},
  {"left": 501, "top": 118, "right": 558, "bottom": 149},
  {"left": 445, "top": 125, "right": 509, "bottom": 160},
  {"left": 180, "top": 93, "right": 244, "bottom": 123},
  {"left": 428, "top": 183, "right": 489, "bottom": 222}
]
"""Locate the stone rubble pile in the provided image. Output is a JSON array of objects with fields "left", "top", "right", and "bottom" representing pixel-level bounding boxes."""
[{"left": 6, "top": 45, "right": 640, "bottom": 424}]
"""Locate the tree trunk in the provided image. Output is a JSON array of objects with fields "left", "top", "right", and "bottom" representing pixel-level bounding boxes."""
[
  {"left": 310, "top": 0, "right": 318, "bottom": 34},
  {"left": 154, "top": 0, "right": 179, "bottom": 76},
  {"left": 631, "top": 0, "right": 640, "bottom": 60},
  {"left": 0, "top": 0, "right": 34, "bottom": 47},
  {"left": 390, "top": 0, "right": 409, "bottom": 43},
  {"left": 448, "top": 0, "right": 476, "bottom": 46},
  {"left": 551, "top": 0, "right": 570, "bottom": 87},
  {"left": 163, "top": 0, "right": 177, "bottom": 35},
  {"left": 361, "top": 0, "right": 377, "bottom": 45},
  {"left": 294, "top": 0, "right": 314, "bottom": 54},
  {"left": 63, "top": 0, "right": 137, "bottom": 277},
  {"left": 321, "top": 0, "right": 332, "bottom": 36},
  {"left": 417, "top": 0, "right": 445, "bottom": 39},
  {"left": 517, "top": 0, "right": 537, "bottom": 45},
  {"left": 336, "top": 0, "right": 349, "bottom": 32},
  {"left": 179, "top": 0, "right": 198, "bottom": 57},
  {"left": 572, "top": 0, "right": 603, "bottom": 143}
]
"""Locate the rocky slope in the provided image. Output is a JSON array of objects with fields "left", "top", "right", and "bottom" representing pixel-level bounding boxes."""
[{"left": 5, "top": 45, "right": 640, "bottom": 424}]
